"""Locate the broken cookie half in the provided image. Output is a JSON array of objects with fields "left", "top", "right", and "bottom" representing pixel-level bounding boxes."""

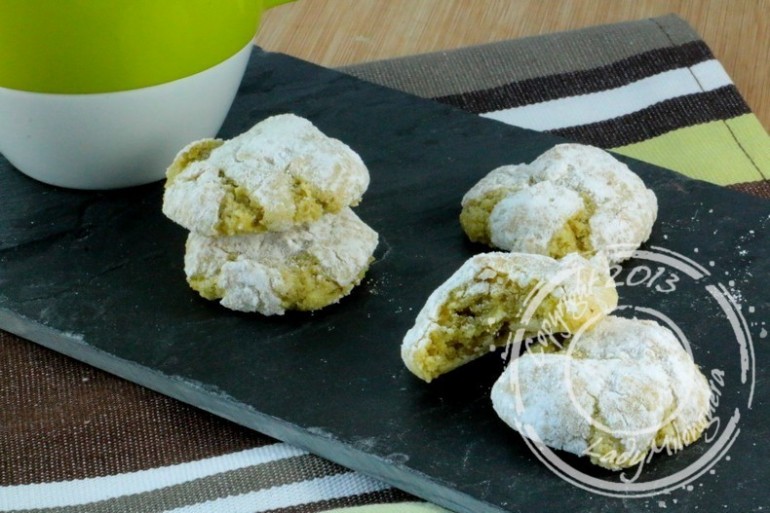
[
  {"left": 401, "top": 252, "right": 618, "bottom": 383},
  {"left": 491, "top": 315, "right": 711, "bottom": 470},
  {"left": 163, "top": 113, "right": 370, "bottom": 236}
]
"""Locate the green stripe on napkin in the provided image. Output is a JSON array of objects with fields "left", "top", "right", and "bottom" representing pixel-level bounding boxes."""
[{"left": 614, "top": 114, "right": 769, "bottom": 185}]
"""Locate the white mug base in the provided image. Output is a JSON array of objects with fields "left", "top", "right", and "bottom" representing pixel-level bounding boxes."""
[{"left": 0, "top": 43, "right": 253, "bottom": 190}]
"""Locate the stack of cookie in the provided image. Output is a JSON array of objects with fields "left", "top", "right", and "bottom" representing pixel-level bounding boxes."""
[
  {"left": 162, "top": 113, "right": 378, "bottom": 315},
  {"left": 401, "top": 144, "right": 712, "bottom": 470}
]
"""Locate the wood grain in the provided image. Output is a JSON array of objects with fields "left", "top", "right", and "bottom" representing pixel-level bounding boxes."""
[{"left": 255, "top": 0, "right": 770, "bottom": 130}]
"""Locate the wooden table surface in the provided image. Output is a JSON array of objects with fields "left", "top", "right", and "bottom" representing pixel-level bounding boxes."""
[{"left": 255, "top": 0, "right": 770, "bottom": 131}]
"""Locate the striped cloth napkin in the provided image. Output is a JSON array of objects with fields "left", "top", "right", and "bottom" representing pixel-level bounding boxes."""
[
  {"left": 342, "top": 14, "right": 769, "bottom": 195},
  {"left": 1, "top": 14, "right": 768, "bottom": 513}
]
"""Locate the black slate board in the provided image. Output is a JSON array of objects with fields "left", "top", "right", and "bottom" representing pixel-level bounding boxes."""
[{"left": 1, "top": 48, "right": 769, "bottom": 513}]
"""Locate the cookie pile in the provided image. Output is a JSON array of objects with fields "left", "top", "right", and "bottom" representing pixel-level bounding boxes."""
[
  {"left": 402, "top": 143, "right": 711, "bottom": 470},
  {"left": 162, "top": 113, "right": 378, "bottom": 315}
]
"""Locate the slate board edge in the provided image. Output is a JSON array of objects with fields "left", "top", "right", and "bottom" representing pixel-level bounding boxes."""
[{"left": 0, "top": 306, "right": 506, "bottom": 513}]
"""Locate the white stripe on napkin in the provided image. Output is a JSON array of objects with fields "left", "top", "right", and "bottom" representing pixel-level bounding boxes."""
[
  {"left": 480, "top": 59, "right": 733, "bottom": 131},
  {"left": 0, "top": 444, "right": 308, "bottom": 510},
  {"left": 163, "top": 472, "right": 392, "bottom": 513}
]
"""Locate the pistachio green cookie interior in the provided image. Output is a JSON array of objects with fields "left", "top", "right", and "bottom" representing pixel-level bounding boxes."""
[
  {"left": 416, "top": 278, "right": 565, "bottom": 381},
  {"left": 462, "top": 187, "right": 597, "bottom": 258},
  {"left": 277, "top": 254, "right": 373, "bottom": 311},
  {"left": 459, "top": 189, "right": 513, "bottom": 245},
  {"left": 165, "top": 139, "right": 224, "bottom": 184},
  {"left": 187, "top": 251, "right": 374, "bottom": 312},
  {"left": 187, "top": 274, "right": 225, "bottom": 301},
  {"left": 213, "top": 173, "right": 349, "bottom": 236},
  {"left": 216, "top": 173, "right": 267, "bottom": 235},
  {"left": 546, "top": 207, "right": 594, "bottom": 258}
]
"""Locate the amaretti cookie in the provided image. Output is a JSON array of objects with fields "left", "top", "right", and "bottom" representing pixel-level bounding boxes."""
[
  {"left": 163, "top": 113, "right": 370, "bottom": 236},
  {"left": 184, "top": 208, "right": 378, "bottom": 315},
  {"left": 401, "top": 252, "right": 618, "bottom": 383},
  {"left": 491, "top": 316, "right": 711, "bottom": 470},
  {"left": 460, "top": 144, "right": 658, "bottom": 263}
]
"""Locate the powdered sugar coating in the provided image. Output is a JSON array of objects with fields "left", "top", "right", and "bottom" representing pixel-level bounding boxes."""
[
  {"left": 163, "top": 114, "right": 370, "bottom": 236},
  {"left": 531, "top": 144, "right": 658, "bottom": 261},
  {"left": 491, "top": 316, "right": 711, "bottom": 470},
  {"left": 184, "top": 208, "right": 378, "bottom": 315},
  {"left": 461, "top": 144, "right": 658, "bottom": 263},
  {"left": 460, "top": 164, "right": 538, "bottom": 203},
  {"left": 489, "top": 182, "right": 585, "bottom": 254}
]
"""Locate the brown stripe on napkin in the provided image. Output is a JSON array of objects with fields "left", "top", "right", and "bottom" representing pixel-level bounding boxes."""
[
  {"left": 0, "top": 331, "right": 270, "bottom": 486},
  {"left": 263, "top": 489, "right": 415, "bottom": 513},
  {"left": 728, "top": 180, "right": 770, "bottom": 199},
  {"left": 434, "top": 40, "right": 714, "bottom": 113},
  {"left": 550, "top": 86, "right": 752, "bottom": 148},
  {"left": 341, "top": 14, "right": 702, "bottom": 100}
]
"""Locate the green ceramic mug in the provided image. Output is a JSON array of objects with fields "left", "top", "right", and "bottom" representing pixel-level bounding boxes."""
[{"left": 0, "top": 0, "right": 293, "bottom": 189}]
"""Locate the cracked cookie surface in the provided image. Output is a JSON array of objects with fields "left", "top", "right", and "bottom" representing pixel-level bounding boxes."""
[
  {"left": 460, "top": 144, "right": 657, "bottom": 263},
  {"left": 491, "top": 315, "right": 711, "bottom": 470},
  {"left": 162, "top": 113, "right": 370, "bottom": 236},
  {"left": 401, "top": 252, "right": 618, "bottom": 383},
  {"left": 184, "top": 207, "right": 378, "bottom": 315}
]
